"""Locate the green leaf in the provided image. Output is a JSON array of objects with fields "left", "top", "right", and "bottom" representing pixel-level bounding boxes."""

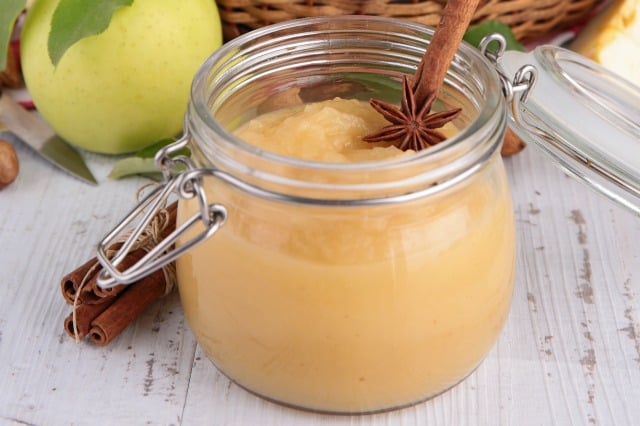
[
  {"left": 0, "top": 0, "right": 26, "bottom": 71},
  {"left": 463, "top": 21, "right": 525, "bottom": 52},
  {"left": 109, "top": 137, "right": 190, "bottom": 180},
  {"left": 135, "top": 138, "right": 189, "bottom": 159},
  {"left": 48, "top": 0, "right": 133, "bottom": 66},
  {"left": 108, "top": 157, "right": 163, "bottom": 180}
]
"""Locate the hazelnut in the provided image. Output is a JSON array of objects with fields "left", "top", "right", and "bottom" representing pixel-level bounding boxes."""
[{"left": 0, "top": 139, "right": 19, "bottom": 189}]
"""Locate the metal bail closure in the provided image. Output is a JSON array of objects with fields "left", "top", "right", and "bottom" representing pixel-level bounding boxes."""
[
  {"left": 482, "top": 33, "right": 640, "bottom": 215},
  {"left": 96, "top": 136, "right": 228, "bottom": 289}
]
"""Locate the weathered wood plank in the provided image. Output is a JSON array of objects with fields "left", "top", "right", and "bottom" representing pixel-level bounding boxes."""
[{"left": 0, "top": 146, "right": 197, "bottom": 425}]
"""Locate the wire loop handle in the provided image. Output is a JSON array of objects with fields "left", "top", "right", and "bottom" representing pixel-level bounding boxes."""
[
  {"left": 96, "top": 134, "right": 227, "bottom": 288},
  {"left": 480, "top": 33, "right": 537, "bottom": 106},
  {"left": 480, "top": 33, "right": 540, "bottom": 143}
]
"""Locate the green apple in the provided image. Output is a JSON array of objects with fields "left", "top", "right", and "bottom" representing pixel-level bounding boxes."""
[{"left": 20, "top": 0, "right": 222, "bottom": 154}]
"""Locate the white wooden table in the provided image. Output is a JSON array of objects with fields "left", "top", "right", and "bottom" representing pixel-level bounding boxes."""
[{"left": 0, "top": 134, "right": 638, "bottom": 425}]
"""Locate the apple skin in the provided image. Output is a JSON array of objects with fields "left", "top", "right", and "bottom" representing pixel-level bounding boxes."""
[
  {"left": 20, "top": 0, "right": 222, "bottom": 154},
  {"left": 571, "top": 0, "right": 640, "bottom": 88}
]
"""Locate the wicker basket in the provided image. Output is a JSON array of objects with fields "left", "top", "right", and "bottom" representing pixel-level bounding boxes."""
[{"left": 215, "top": 0, "right": 601, "bottom": 42}]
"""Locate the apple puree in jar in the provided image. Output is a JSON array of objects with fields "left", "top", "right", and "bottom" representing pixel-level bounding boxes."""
[{"left": 176, "top": 98, "right": 515, "bottom": 413}]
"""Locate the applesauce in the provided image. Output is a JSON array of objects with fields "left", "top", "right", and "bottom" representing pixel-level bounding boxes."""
[{"left": 175, "top": 16, "right": 515, "bottom": 413}]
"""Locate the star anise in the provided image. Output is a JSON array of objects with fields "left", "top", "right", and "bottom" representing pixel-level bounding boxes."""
[
  {"left": 363, "top": 0, "right": 478, "bottom": 152},
  {"left": 363, "top": 75, "right": 461, "bottom": 151}
]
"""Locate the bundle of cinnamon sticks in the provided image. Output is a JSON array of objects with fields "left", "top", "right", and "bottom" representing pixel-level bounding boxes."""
[{"left": 61, "top": 202, "right": 177, "bottom": 346}]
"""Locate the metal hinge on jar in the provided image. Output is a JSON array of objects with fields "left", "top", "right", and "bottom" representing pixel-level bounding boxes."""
[
  {"left": 479, "top": 33, "right": 538, "bottom": 130},
  {"left": 96, "top": 135, "right": 227, "bottom": 288},
  {"left": 484, "top": 33, "right": 640, "bottom": 214}
]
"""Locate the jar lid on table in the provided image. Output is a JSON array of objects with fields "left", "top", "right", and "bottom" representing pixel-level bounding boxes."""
[{"left": 495, "top": 42, "right": 640, "bottom": 215}]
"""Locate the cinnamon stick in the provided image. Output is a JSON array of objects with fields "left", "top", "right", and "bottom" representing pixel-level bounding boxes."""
[
  {"left": 64, "top": 247, "right": 149, "bottom": 304},
  {"left": 412, "top": 0, "right": 480, "bottom": 110},
  {"left": 64, "top": 297, "right": 117, "bottom": 340},
  {"left": 61, "top": 256, "right": 101, "bottom": 304},
  {"left": 61, "top": 201, "right": 178, "bottom": 345},
  {"left": 363, "top": 0, "right": 479, "bottom": 151},
  {"left": 88, "top": 269, "right": 167, "bottom": 346},
  {"left": 61, "top": 202, "right": 177, "bottom": 305}
]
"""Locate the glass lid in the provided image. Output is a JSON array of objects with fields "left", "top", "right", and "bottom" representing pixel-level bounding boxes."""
[{"left": 500, "top": 46, "right": 640, "bottom": 215}]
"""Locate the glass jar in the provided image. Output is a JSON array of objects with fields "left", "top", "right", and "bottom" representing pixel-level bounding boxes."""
[{"left": 174, "top": 16, "right": 515, "bottom": 413}]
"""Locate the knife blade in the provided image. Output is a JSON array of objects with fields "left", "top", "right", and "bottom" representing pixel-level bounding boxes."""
[{"left": 0, "top": 92, "right": 97, "bottom": 185}]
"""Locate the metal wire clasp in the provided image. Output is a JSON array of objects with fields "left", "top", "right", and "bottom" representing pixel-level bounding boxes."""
[
  {"left": 96, "top": 133, "right": 227, "bottom": 288},
  {"left": 480, "top": 33, "right": 538, "bottom": 125}
]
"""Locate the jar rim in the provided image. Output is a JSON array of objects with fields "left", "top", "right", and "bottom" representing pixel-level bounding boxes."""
[{"left": 187, "top": 15, "right": 507, "bottom": 199}]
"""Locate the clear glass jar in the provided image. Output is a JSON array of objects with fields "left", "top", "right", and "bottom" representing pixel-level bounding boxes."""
[{"left": 176, "top": 16, "right": 515, "bottom": 414}]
